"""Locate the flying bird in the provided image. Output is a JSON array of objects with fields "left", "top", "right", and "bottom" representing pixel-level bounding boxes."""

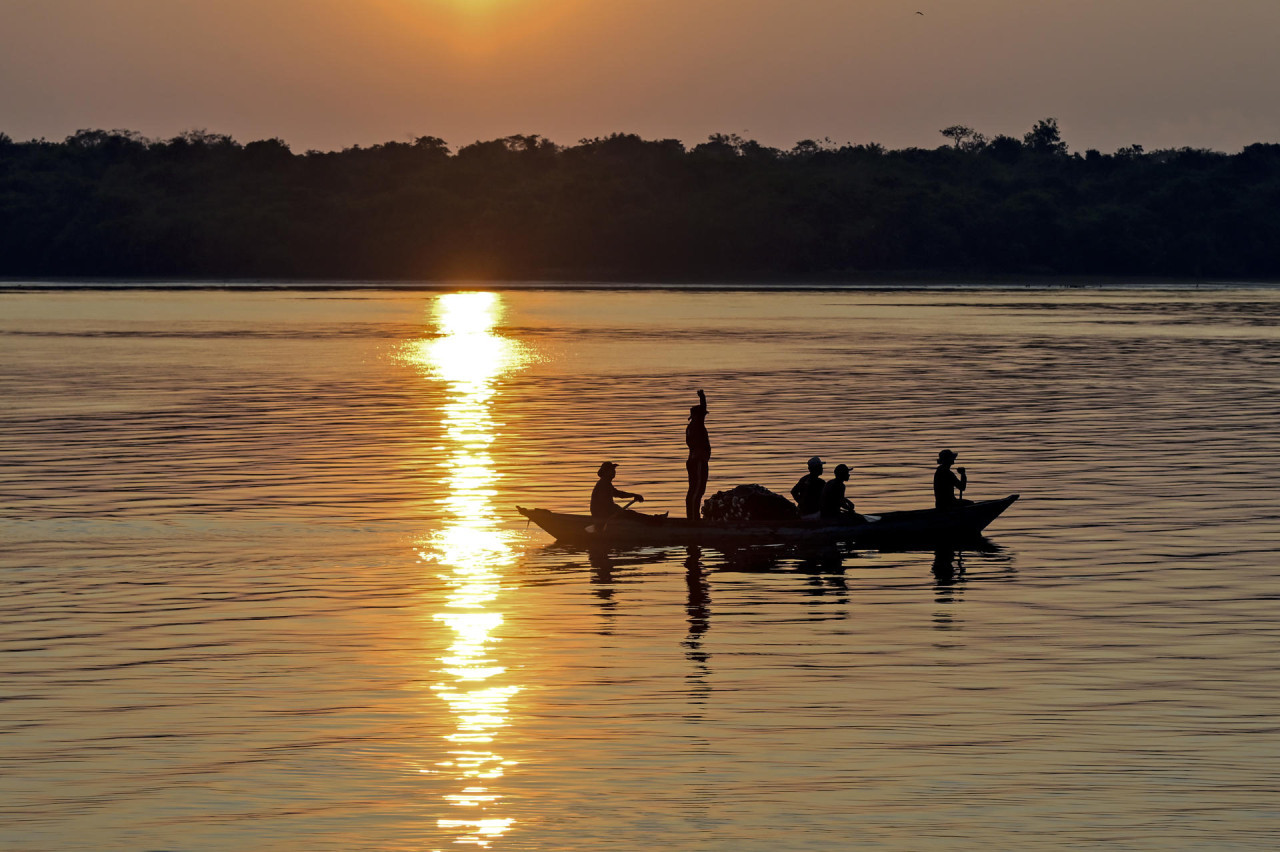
[{"left": 916, "top": 10, "right": 925, "bottom": 14}]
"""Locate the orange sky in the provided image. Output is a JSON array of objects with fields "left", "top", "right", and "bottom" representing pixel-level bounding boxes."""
[{"left": 2, "top": 0, "right": 1278, "bottom": 153}]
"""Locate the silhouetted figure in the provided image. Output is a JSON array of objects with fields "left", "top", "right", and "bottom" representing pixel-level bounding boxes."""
[
  {"left": 933, "top": 449, "right": 972, "bottom": 509},
  {"left": 790, "top": 456, "right": 826, "bottom": 518},
  {"left": 820, "top": 463, "right": 863, "bottom": 520},
  {"left": 685, "top": 390, "right": 710, "bottom": 520},
  {"left": 591, "top": 461, "right": 660, "bottom": 526}
]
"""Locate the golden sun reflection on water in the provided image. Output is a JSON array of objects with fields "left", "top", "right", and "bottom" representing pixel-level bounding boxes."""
[{"left": 408, "top": 292, "right": 525, "bottom": 848}]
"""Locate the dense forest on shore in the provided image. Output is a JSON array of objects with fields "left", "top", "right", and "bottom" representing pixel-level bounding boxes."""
[{"left": 2, "top": 119, "right": 1278, "bottom": 280}]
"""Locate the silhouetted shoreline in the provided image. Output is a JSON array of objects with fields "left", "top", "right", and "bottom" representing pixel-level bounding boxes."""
[{"left": 4, "top": 121, "right": 1279, "bottom": 281}]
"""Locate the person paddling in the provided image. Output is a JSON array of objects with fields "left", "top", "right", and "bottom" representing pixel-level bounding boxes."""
[
  {"left": 820, "top": 463, "right": 863, "bottom": 521},
  {"left": 685, "top": 389, "right": 710, "bottom": 520},
  {"left": 933, "top": 449, "right": 971, "bottom": 509},
  {"left": 790, "top": 456, "right": 826, "bottom": 519},
  {"left": 591, "top": 462, "right": 662, "bottom": 526}
]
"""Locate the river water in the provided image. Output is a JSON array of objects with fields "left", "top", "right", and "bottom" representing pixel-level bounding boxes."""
[{"left": 2, "top": 286, "right": 1278, "bottom": 851}]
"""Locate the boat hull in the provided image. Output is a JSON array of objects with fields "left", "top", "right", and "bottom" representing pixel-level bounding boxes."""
[{"left": 517, "top": 495, "right": 1019, "bottom": 549}]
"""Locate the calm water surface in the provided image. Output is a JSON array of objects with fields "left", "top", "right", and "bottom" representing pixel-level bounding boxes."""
[{"left": 2, "top": 287, "right": 1279, "bottom": 850}]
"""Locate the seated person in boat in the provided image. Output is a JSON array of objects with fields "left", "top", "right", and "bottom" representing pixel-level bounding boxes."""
[
  {"left": 820, "top": 464, "right": 864, "bottom": 521},
  {"left": 933, "top": 449, "right": 972, "bottom": 509},
  {"left": 591, "top": 461, "right": 662, "bottom": 525},
  {"left": 790, "top": 456, "right": 826, "bottom": 519}
]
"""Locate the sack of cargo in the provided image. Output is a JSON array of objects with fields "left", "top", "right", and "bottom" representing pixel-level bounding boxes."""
[{"left": 701, "top": 484, "right": 798, "bottom": 526}]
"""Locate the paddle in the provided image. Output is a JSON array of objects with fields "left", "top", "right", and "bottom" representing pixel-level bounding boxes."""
[{"left": 587, "top": 497, "right": 638, "bottom": 535}]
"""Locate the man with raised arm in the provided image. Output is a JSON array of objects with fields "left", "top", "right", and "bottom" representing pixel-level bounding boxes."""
[{"left": 685, "top": 389, "right": 710, "bottom": 520}]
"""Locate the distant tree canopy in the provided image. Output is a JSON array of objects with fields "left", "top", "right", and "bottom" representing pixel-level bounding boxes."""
[{"left": 2, "top": 120, "right": 1279, "bottom": 280}]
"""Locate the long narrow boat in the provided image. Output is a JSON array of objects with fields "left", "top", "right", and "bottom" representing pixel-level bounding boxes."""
[{"left": 518, "top": 494, "right": 1019, "bottom": 549}]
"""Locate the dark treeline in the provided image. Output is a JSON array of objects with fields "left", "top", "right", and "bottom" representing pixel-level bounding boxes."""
[{"left": 2, "top": 119, "right": 1279, "bottom": 280}]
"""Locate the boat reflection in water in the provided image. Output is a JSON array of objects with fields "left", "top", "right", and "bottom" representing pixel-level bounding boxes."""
[{"left": 410, "top": 292, "right": 525, "bottom": 848}]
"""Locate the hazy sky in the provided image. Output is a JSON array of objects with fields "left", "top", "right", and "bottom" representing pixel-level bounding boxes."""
[{"left": 2, "top": 0, "right": 1279, "bottom": 153}]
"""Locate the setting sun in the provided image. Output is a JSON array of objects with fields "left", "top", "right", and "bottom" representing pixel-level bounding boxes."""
[{"left": 371, "top": 0, "right": 591, "bottom": 57}]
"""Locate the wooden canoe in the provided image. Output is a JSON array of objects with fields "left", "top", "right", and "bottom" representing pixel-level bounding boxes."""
[{"left": 517, "top": 494, "right": 1019, "bottom": 549}]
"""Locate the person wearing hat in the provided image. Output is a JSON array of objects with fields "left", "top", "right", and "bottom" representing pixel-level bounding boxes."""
[
  {"left": 685, "top": 389, "right": 711, "bottom": 520},
  {"left": 790, "top": 456, "right": 826, "bottom": 519},
  {"left": 591, "top": 461, "right": 656, "bottom": 525},
  {"left": 933, "top": 449, "right": 970, "bottom": 509},
  {"left": 820, "top": 463, "right": 862, "bottom": 520}
]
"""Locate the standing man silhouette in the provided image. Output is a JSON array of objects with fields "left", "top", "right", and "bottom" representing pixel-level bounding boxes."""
[{"left": 685, "top": 389, "right": 710, "bottom": 520}]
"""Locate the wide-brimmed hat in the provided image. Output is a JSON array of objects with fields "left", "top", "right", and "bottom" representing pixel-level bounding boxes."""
[
  {"left": 597, "top": 461, "right": 618, "bottom": 476},
  {"left": 938, "top": 449, "right": 958, "bottom": 462}
]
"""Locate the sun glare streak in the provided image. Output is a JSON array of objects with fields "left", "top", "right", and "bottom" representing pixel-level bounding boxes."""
[{"left": 408, "top": 291, "right": 524, "bottom": 848}]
